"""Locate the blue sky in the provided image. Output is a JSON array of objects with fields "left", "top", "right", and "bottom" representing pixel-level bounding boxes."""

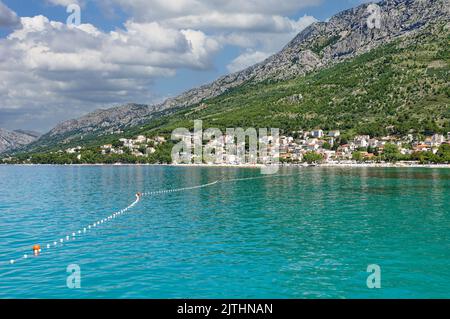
[{"left": 0, "top": 0, "right": 372, "bottom": 132}]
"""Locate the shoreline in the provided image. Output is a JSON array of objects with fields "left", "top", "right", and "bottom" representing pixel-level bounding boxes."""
[{"left": 1, "top": 162, "right": 449, "bottom": 169}]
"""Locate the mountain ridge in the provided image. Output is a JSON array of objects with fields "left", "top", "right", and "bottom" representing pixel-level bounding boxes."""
[
  {"left": 0, "top": 128, "right": 41, "bottom": 154},
  {"left": 17, "top": 0, "right": 450, "bottom": 153}
]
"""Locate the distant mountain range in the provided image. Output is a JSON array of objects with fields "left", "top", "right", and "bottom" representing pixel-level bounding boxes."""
[
  {"left": 11, "top": 0, "right": 450, "bottom": 154},
  {"left": 0, "top": 129, "right": 40, "bottom": 154}
]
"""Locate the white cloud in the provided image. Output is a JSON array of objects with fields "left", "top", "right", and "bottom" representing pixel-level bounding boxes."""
[
  {"left": 0, "top": 0, "right": 320, "bottom": 131},
  {"left": 165, "top": 13, "right": 292, "bottom": 32},
  {"left": 0, "top": 1, "right": 20, "bottom": 28},
  {"left": 102, "top": 0, "right": 321, "bottom": 22},
  {"left": 46, "top": 0, "right": 82, "bottom": 6},
  {"left": 100, "top": 1, "right": 319, "bottom": 62},
  {"left": 100, "top": 0, "right": 320, "bottom": 34},
  {"left": 220, "top": 15, "right": 317, "bottom": 48},
  {"left": 227, "top": 50, "right": 271, "bottom": 73},
  {"left": 222, "top": 14, "right": 317, "bottom": 72},
  {"left": 0, "top": 15, "right": 220, "bottom": 130}
]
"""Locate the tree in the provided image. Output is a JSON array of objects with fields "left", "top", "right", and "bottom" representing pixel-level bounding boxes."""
[
  {"left": 112, "top": 140, "right": 123, "bottom": 148},
  {"left": 322, "top": 142, "right": 331, "bottom": 150},
  {"left": 352, "top": 151, "right": 364, "bottom": 162},
  {"left": 417, "top": 151, "right": 439, "bottom": 164},
  {"left": 367, "top": 146, "right": 376, "bottom": 155},
  {"left": 436, "top": 144, "right": 450, "bottom": 163},
  {"left": 138, "top": 145, "right": 147, "bottom": 154},
  {"left": 383, "top": 143, "right": 401, "bottom": 162},
  {"left": 303, "top": 152, "right": 324, "bottom": 164}
]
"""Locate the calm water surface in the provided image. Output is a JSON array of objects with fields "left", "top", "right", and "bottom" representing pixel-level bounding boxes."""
[{"left": 0, "top": 165, "right": 448, "bottom": 298}]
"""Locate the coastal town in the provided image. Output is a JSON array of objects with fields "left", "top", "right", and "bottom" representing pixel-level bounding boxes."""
[
  {"left": 4, "top": 129, "right": 449, "bottom": 166},
  {"left": 272, "top": 130, "right": 450, "bottom": 164}
]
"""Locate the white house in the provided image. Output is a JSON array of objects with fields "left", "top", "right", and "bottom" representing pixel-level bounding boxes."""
[
  {"left": 155, "top": 136, "right": 166, "bottom": 143},
  {"left": 354, "top": 135, "right": 370, "bottom": 148},
  {"left": 328, "top": 130, "right": 340, "bottom": 138},
  {"left": 135, "top": 135, "right": 147, "bottom": 143},
  {"left": 311, "top": 130, "right": 324, "bottom": 138},
  {"left": 431, "top": 134, "right": 445, "bottom": 146},
  {"left": 323, "top": 150, "right": 336, "bottom": 160}
]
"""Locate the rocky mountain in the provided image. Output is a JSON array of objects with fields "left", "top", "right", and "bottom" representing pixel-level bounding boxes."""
[
  {"left": 156, "top": 0, "right": 448, "bottom": 109},
  {"left": 19, "top": 103, "right": 160, "bottom": 151},
  {"left": 0, "top": 128, "right": 40, "bottom": 154},
  {"left": 46, "top": 104, "right": 154, "bottom": 138},
  {"left": 20, "top": 0, "right": 449, "bottom": 152}
]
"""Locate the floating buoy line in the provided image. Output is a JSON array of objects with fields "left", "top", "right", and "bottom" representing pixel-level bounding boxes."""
[
  {"left": 4, "top": 192, "right": 142, "bottom": 267},
  {"left": 3, "top": 174, "right": 296, "bottom": 267},
  {"left": 140, "top": 179, "right": 220, "bottom": 197}
]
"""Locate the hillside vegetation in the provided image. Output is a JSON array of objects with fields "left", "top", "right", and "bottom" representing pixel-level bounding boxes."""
[
  {"left": 135, "top": 23, "right": 449, "bottom": 137},
  {"left": 4, "top": 22, "right": 449, "bottom": 164}
]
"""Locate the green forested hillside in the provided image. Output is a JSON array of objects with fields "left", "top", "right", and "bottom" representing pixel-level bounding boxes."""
[
  {"left": 4, "top": 23, "right": 449, "bottom": 163},
  {"left": 135, "top": 23, "right": 449, "bottom": 137}
]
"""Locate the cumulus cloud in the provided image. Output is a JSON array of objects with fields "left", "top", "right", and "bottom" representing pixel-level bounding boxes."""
[
  {"left": 102, "top": 1, "right": 319, "bottom": 75},
  {"left": 0, "top": 15, "right": 219, "bottom": 130},
  {"left": 0, "top": 1, "right": 20, "bottom": 28},
  {"left": 0, "top": 0, "right": 320, "bottom": 131},
  {"left": 98, "top": 1, "right": 319, "bottom": 60}
]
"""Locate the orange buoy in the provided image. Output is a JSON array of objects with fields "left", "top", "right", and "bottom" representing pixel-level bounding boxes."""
[{"left": 33, "top": 244, "right": 41, "bottom": 256}]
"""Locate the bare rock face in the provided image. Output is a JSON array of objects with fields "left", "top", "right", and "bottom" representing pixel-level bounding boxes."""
[
  {"left": 47, "top": 104, "right": 153, "bottom": 138},
  {"left": 154, "top": 0, "right": 448, "bottom": 111},
  {"left": 25, "top": 0, "right": 449, "bottom": 151},
  {"left": 0, "top": 129, "right": 40, "bottom": 154}
]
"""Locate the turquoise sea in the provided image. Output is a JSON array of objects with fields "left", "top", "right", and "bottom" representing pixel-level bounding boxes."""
[{"left": 0, "top": 165, "right": 448, "bottom": 298}]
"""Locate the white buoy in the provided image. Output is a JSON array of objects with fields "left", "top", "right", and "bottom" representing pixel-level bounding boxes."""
[
  {"left": 66, "top": 236, "right": 70, "bottom": 240},
  {"left": 10, "top": 260, "right": 14, "bottom": 264},
  {"left": 72, "top": 233, "right": 76, "bottom": 237},
  {"left": 47, "top": 244, "right": 50, "bottom": 249},
  {"left": 24, "top": 254, "right": 28, "bottom": 259},
  {"left": 60, "top": 239, "right": 64, "bottom": 243},
  {"left": 54, "top": 241, "right": 57, "bottom": 246}
]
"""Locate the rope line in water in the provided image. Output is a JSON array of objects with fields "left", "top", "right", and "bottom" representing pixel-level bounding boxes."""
[
  {"left": 141, "top": 179, "right": 220, "bottom": 197},
  {"left": 4, "top": 173, "right": 295, "bottom": 266},
  {"left": 3, "top": 180, "right": 223, "bottom": 267},
  {"left": 4, "top": 194, "right": 141, "bottom": 267}
]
